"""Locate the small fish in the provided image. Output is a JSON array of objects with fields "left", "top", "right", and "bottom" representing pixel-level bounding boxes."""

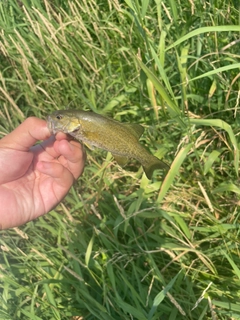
[{"left": 47, "top": 110, "right": 168, "bottom": 179}]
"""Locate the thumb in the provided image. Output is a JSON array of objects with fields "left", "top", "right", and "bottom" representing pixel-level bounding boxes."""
[{"left": 1, "top": 117, "right": 51, "bottom": 151}]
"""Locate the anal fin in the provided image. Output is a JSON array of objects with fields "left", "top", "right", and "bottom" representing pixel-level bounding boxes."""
[{"left": 112, "top": 153, "right": 128, "bottom": 167}]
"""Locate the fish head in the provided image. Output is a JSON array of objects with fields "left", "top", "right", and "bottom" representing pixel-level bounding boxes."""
[{"left": 47, "top": 110, "right": 81, "bottom": 135}]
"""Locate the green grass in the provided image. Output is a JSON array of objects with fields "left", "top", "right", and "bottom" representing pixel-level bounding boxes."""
[{"left": 0, "top": 0, "right": 240, "bottom": 319}]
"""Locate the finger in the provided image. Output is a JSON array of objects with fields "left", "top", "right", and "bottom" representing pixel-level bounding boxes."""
[
  {"left": 33, "top": 136, "right": 84, "bottom": 166},
  {"left": 36, "top": 160, "right": 85, "bottom": 215},
  {"left": 33, "top": 135, "right": 59, "bottom": 160},
  {"left": 36, "top": 161, "right": 75, "bottom": 209},
  {"left": 36, "top": 161, "right": 74, "bottom": 185},
  {"left": 34, "top": 132, "right": 73, "bottom": 160},
  {"left": 1, "top": 117, "right": 50, "bottom": 151},
  {"left": 55, "top": 131, "right": 72, "bottom": 141},
  {"left": 54, "top": 140, "right": 86, "bottom": 179}
]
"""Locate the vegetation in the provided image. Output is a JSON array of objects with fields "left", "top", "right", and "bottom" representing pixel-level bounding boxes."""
[{"left": 0, "top": 0, "right": 240, "bottom": 319}]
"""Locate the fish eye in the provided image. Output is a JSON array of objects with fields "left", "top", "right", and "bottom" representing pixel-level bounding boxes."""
[{"left": 56, "top": 114, "right": 63, "bottom": 120}]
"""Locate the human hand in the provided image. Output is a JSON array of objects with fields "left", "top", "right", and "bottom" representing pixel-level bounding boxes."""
[{"left": 0, "top": 117, "right": 85, "bottom": 229}]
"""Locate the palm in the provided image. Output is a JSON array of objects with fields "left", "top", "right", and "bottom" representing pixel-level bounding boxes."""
[{"left": 0, "top": 118, "right": 85, "bottom": 229}]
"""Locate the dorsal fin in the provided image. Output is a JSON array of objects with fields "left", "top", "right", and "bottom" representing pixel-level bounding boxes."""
[{"left": 123, "top": 123, "right": 144, "bottom": 139}]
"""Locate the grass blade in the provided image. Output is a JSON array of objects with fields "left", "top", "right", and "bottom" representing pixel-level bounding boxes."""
[
  {"left": 189, "top": 118, "right": 239, "bottom": 176},
  {"left": 166, "top": 25, "right": 240, "bottom": 51},
  {"left": 157, "top": 143, "right": 193, "bottom": 203},
  {"left": 148, "top": 271, "right": 182, "bottom": 319}
]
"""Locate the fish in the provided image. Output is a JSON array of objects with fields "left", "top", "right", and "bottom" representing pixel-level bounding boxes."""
[{"left": 47, "top": 110, "right": 168, "bottom": 179}]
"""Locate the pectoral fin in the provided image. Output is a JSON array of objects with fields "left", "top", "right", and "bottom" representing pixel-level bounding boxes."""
[
  {"left": 84, "top": 142, "right": 95, "bottom": 150},
  {"left": 112, "top": 154, "right": 128, "bottom": 166}
]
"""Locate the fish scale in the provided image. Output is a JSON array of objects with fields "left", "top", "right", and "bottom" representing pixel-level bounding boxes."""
[{"left": 47, "top": 110, "right": 168, "bottom": 179}]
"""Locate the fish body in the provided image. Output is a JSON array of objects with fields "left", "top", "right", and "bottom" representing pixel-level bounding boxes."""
[{"left": 47, "top": 110, "right": 168, "bottom": 179}]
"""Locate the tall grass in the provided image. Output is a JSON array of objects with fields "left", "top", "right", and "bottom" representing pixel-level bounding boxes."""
[{"left": 0, "top": 0, "right": 240, "bottom": 319}]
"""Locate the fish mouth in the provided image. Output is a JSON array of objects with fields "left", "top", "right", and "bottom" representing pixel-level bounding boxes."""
[
  {"left": 47, "top": 116, "right": 60, "bottom": 134},
  {"left": 47, "top": 116, "right": 55, "bottom": 134},
  {"left": 70, "top": 127, "right": 80, "bottom": 134}
]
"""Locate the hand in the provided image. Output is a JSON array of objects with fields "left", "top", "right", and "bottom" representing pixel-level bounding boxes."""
[{"left": 0, "top": 117, "right": 85, "bottom": 229}]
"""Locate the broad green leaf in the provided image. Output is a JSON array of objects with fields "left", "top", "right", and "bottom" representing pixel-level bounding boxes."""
[
  {"left": 148, "top": 271, "right": 182, "bottom": 319},
  {"left": 212, "top": 300, "right": 240, "bottom": 312},
  {"left": 166, "top": 26, "right": 240, "bottom": 51},
  {"left": 20, "top": 310, "right": 43, "bottom": 320},
  {"left": 85, "top": 236, "right": 94, "bottom": 267},
  {"left": 150, "top": 43, "right": 176, "bottom": 101},
  {"left": 213, "top": 183, "right": 240, "bottom": 195},
  {"left": 191, "top": 63, "right": 240, "bottom": 82},
  {"left": 204, "top": 150, "right": 221, "bottom": 175},
  {"left": 157, "top": 143, "right": 193, "bottom": 203},
  {"left": 174, "top": 215, "right": 191, "bottom": 240},
  {"left": 141, "top": 0, "right": 150, "bottom": 18}
]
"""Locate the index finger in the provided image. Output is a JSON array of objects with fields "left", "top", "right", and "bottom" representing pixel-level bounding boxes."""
[{"left": 0, "top": 117, "right": 51, "bottom": 151}]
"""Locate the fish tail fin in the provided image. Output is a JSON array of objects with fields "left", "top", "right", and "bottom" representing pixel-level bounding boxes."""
[{"left": 142, "top": 156, "right": 169, "bottom": 179}]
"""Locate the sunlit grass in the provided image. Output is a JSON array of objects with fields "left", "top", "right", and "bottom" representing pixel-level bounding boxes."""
[{"left": 0, "top": 0, "right": 240, "bottom": 319}]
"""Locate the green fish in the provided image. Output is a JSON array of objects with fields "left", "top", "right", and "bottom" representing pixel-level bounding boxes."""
[{"left": 47, "top": 110, "right": 168, "bottom": 179}]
